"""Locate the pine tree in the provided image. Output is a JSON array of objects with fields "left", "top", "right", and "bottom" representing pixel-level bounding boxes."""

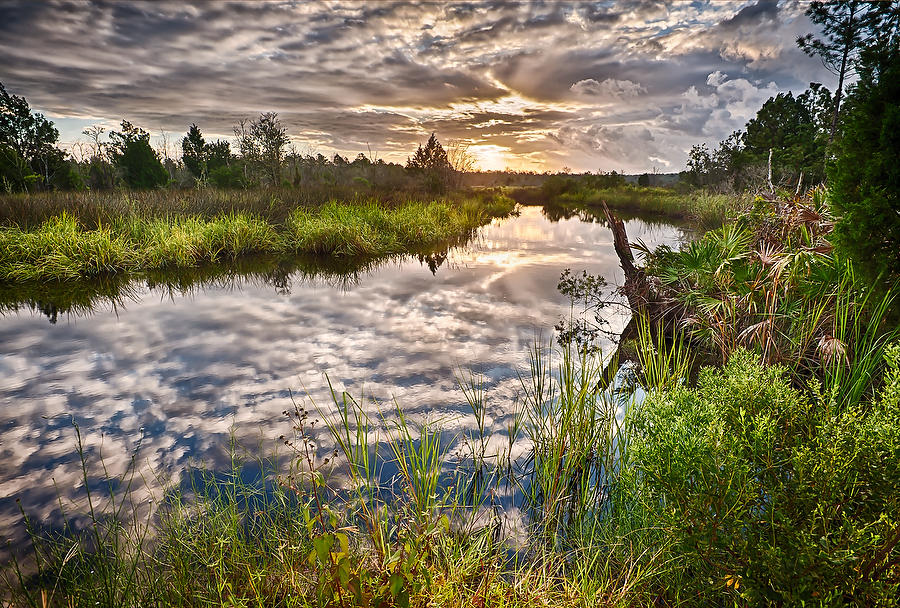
[
  {"left": 181, "top": 124, "right": 206, "bottom": 178},
  {"left": 406, "top": 133, "right": 451, "bottom": 171}
]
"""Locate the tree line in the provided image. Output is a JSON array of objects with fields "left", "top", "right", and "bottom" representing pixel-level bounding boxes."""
[
  {"left": 0, "top": 91, "right": 465, "bottom": 196},
  {"left": 682, "top": 2, "right": 898, "bottom": 194}
]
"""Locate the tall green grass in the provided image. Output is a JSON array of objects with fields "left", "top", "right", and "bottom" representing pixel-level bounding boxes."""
[
  {"left": 5, "top": 331, "right": 899, "bottom": 606},
  {"left": 0, "top": 194, "right": 515, "bottom": 282},
  {"left": 3, "top": 342, "right": 656, "bottom": 607}
]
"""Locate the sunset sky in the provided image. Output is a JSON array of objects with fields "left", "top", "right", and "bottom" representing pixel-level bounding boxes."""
[{"left": 0, "top": 0, "right": 833, "bottom": 172}]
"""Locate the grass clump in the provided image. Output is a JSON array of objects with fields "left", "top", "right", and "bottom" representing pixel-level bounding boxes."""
[
  {"left": 0, "top": 212, "right": 136, "bottom": 281},
  {"left": 0, "top": 193, "right": 515, "bottom": 282}
]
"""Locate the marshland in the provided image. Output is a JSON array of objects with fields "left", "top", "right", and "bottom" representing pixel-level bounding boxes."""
[{"left": 2, "top": 2, "right": 900, "bottom": 607}]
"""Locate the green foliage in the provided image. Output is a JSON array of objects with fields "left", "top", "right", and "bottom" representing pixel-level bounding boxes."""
[
  {"left": 626, "top": 348, "right": 900, "bottom": 605},
  {"left": 634, "top": 314, "right": 693, "bottom": 392},
  {"left": 180, "top": 123, "right": 205, "bottom": 178},
  {"left": 742, "top": 90, "right": 828, "bottom": 184},
  {"left": 0, "top": 81, "right": 76, "bottom": 191},
  {"left": 406, "top": 132, "right": 451, "bottom": 173},
  {"left": 0, "top": 144, "right": 38, "bottom": 193},
  {"left": 87, "top": 158, "right": 117, "bottom": 190},
  {"left": 682, "top": 87, "right": 832, "bottom": 191},
  {"left": 828, "top": 45, "right": 900, "bottom": 285},
  {"left": 543, "top": 181, "right": 742, "bottom": 229},
  {"left": 234, "top": 112, "right": 289, "bottom": 186},
  {"left": 641, "top": 191, "right": 896, "bottom": 405},
  {"left": 207, "top": 164, "right": 245, "bottom": 188},
  {"left": 406, "top": 133, "right": 453, "bottom": 194},
  {"left": 108, "top": 120, "right": 168, "bottom": 189},
  {"left": 182, "top": 123, "right": 233, "bottom": 181}
]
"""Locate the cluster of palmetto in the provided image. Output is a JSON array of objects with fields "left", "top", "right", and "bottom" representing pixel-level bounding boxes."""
[{"left": 637, "top": 186, "right": 896, "bottom": 404}]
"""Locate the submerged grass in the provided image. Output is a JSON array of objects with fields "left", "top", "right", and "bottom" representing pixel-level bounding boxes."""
[{"left": 0, "top": 193, "right": 515, "bottom": 282}]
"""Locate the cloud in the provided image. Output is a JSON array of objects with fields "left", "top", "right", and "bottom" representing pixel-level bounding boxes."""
[
  {"left": 0, "top": 0, "right": 832, "bottom": 171},
  {"left": 570, "top": 78, "right": 646, "bottom": 99}
]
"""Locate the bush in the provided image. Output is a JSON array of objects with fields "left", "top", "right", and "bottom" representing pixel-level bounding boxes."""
[
  {"left": 626, "top": 349, "right": 900, "bottom": 605},
  {"left": 208, "top": 165, "right": 245, "bottom": 189}
]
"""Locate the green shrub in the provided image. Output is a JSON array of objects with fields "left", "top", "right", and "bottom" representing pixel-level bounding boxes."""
[
  {"left": 208, "top": 165, "right": 245, "bottom": 189},
  {"left": 625, "top": 349, "right": 900, "bottom": 605}
]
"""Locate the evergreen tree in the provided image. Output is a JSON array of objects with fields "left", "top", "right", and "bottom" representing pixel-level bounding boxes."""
[
  {"left": 181, "top": 123, "right": 206, "bottom": 178},
  {"left": 109, "top": 120, "right": 168, "bottom": 189},
  {"left": 797, "top": 1, "right": 897, "bottom": 146},
  {"left": 181, "top": 124, "right": 232, "bottom": 181},
  {"left": 406, "top": 133, "right": 452, "bottom": 172},
  {"left": 829, "top": 44, "right": 900, "bottom": 284}
]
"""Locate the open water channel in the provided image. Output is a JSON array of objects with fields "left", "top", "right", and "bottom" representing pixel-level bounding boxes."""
[{"left": 0, "top": 204, "right": 688, "bottom": 550}]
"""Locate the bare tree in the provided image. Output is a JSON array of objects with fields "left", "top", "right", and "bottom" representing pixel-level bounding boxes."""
[{"left": 82, "top": 124, "right": 106, "bottom": 159}]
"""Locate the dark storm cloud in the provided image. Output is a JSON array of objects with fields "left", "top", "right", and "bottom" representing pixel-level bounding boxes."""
[
  {"left": 719, "top": 0, "right": 780, "bottom": 30},
  {"left": 0, "top": 0, "right": 832, "bottom": 171}
]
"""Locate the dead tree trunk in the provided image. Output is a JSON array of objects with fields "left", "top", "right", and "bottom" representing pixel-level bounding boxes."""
[
  {"left": 601, "top": 200, "right": 648, "bottom": 315},
  {"left": 601, "top": 200, "right": 675, "bottom": 327}
]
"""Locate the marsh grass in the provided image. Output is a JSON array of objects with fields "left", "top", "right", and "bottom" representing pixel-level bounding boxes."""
[
  {"left": 553, "top": 186, "right": 745, "bottom": 229},
  {"left": 0, "top": 193, "right": 515, "bottom": 282}
]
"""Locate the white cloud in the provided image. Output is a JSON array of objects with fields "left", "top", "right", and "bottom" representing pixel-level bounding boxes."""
[{"left": 570, "top": 78, "right": 646, "bottom": 99}]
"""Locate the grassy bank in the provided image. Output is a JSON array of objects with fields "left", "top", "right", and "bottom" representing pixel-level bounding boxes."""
[
  {"left": 510, "top": 184, "right": 745, "bottom": 229},
  {"left": 557, "top": 186, "right": 744, "bottom": 228},
  {"left": 0, "top": 191, "right": 515, "bottom": 282}
]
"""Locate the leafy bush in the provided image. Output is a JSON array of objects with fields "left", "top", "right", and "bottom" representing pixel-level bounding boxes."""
[
  {"left": 625, "top": 348, "right": 900, "bottom": 606},
  {"left": 207, "top": 164, "right": 245, "bottom": 189}
]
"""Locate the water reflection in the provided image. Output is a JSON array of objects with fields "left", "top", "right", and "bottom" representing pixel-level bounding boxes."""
[{"left": 0, "top": 206, "right": 687, "bottom": 553}]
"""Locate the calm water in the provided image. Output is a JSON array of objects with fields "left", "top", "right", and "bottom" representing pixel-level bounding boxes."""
[{"left": 0, "top": 205, "right": 686, "bottom": 547}]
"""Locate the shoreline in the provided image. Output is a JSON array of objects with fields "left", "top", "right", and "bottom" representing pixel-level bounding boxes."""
[{"left": 0, "top": 192, "right": 515, "bottom": 283}]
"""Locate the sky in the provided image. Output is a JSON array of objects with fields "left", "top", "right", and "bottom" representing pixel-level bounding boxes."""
[{"left": 0, "top": 0, "right": 833, "bottom": 173}]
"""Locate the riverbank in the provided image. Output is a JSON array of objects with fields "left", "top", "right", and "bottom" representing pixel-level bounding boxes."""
[
  {"left": 3, "top": 191, "right": 898, "bottom": 607},
  {"left": 0, "top": 190, "right": 515, "bottom": 282},
  {"left": 509, "top": 184, "right": 745, "bottom": 229},
  {"left": 8, "top": 332, "right": 899, "bottom": 606}
]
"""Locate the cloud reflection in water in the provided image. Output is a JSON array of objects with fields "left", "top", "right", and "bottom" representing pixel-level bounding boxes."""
[{"left": 0, "top": 206, "right": 687, "bottom": 548}]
